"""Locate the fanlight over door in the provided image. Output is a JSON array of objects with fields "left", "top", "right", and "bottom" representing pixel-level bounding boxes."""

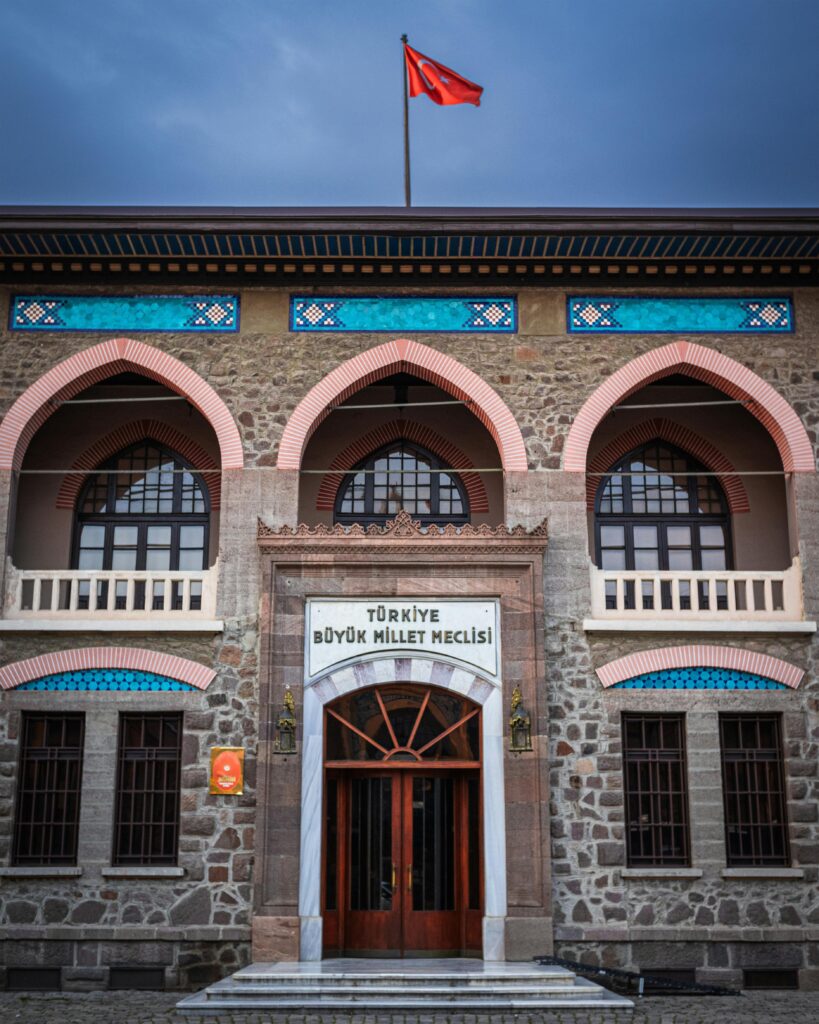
[{"left": 323, "top": 684, "right": 482, "bottom": 957}]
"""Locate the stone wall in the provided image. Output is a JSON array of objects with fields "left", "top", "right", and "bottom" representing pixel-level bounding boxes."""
[{"left": 0, "top": 282, "right": 817, "bottom": 989}]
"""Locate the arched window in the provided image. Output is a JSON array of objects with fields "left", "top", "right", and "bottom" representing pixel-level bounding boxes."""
[
  {"left": 334, "top": 441, "right": 469, "bottom": 526},
  {"left": 595, "top": 440, "right": 731, "bottom": 609},
  {"left": 73, "top": 441, "right": 209, "bottom": 609}
]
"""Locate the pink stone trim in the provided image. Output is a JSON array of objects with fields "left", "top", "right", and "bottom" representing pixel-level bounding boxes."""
[
  {"left": 565, "top": 341, "right": 815, "bottom": 474},
  {"left": 596, "top": 645, "right": 804, "bottom": 689},
  {"left": 0, "top": 338, "right": 244, "bottom": 471},
  {"left": 315, "top": 419, "right": 490, "bottom": 512},
  {"left": 55, "top": 419, "right": 221, "bottom": 510},
  {"left": 586, "top": 417, "right": 750, "bottom": 513},
  {"left": 277, "top": 339, "right": 528, "bottom": 472},
  {"left": 0, "top": 647, "right": 216, "bottom": 691}
]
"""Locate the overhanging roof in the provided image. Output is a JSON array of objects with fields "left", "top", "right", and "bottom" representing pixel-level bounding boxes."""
[{"left": 2, "top": 207, "right": 817, "bottom": 285}]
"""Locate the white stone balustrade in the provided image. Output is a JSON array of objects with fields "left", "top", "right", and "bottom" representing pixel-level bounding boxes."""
[
  {"left": 4, "top": 560, "right": 218, "bottom": 621},
  {"left": 588, "top": 557, "right": 806, "bottom": 622}
]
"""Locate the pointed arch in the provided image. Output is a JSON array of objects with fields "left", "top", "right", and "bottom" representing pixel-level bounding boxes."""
[
  {"left": 315, "top": 419, "right": 489, "bottom": 512},
  {"left": 586, "top": 417, "right": 750, "bottom": 513},
  {"left": 0, "top": 338, "right": 243, "bottom": 471},
  {"left": 54, "top": 419, "right": 221, "bottom": 510},
  {"left": 565, "top": 341, "right": 815, "bottom": 474},
  {"left": 277, "top": 339, "right": 528, "bottom": 473},
  {"left": 0, "top": 647, "right": 216, "bottom": 691},
  {"left": 596, "top": 645, "right": 804, "bottom": 689}
]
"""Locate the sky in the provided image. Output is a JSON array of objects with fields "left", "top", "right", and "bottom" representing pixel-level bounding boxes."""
[{"left": 1, "top": 0, "right": 817, "bottom": 208}]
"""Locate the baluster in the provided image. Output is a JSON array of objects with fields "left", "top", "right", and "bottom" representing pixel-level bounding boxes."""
[
  {"left": 32, "top": 577, "right": 42, "bottom": 612},
  {"left": 182, "top": 577, "right": 191, "bottom": 612},
  {"left": 163, "top": 578, "right": 171, "bottom": 611},
  {"left": 763, "top": 578, "right": 774, "bottom": 613},
  {"left": 125, "top": 578, "right": 135, "bottom": 611},
  {"left": 51, "top": 578, "right": 60, "bottom": 612},
  {"left": 671, "top": 577, "right": 681, "bottom": 612},
  {"left": 615, "top": 576, "right": 625, "bottom": 611},
  {"left": 69, "top": 578, "right": 79, "bottom": 612},
  {"left": 748, "top": 578, "right": 757, "bottom": 612},
  {"left": 89, "top": 576, "right": 98, "bottom": 612},
  {"left": 727, "top": 576, "right": 737, "bottom": 613}
]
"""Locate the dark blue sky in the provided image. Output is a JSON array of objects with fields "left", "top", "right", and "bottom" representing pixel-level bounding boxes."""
[{"left": 2, "top": 0, "right": 817, "bottom": 207}]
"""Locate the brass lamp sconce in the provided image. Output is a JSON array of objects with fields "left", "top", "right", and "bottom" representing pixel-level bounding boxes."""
[
  {"left": 273, "top": 689, "right": 297, "bottom": 754},
  {"left": 509, "top": 686, "right": 533, "bottom": 752}
]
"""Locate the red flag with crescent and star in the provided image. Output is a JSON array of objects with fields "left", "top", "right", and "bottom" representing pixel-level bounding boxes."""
[{"left": 404, "top": 43, "right": 483, "bottom": 107}]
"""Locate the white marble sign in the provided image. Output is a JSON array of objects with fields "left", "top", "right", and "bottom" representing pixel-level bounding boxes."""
[{"left": 306, "top": 598, "right": 500, "bottom": 680}]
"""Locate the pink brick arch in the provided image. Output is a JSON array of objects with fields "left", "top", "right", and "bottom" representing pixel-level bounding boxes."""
[
  {"left": 315, "top": 419, "right": 490, "bottom": 512},
  {"left": 55, "top": 419, "right": 221, "bottom": 511},
  {"left": 0, "top": 338, "right": 244, "bottom": 472},
  {"left": 586, "top": 417, "right": 750, "bottom": 513},
  {"left": 277, "top": 339, "right": 528, "bottom": 473},
  {"left": 596, "top": 644, "right": 804, "bottom": 689},
  {"left": 564, "top": 341, "right": 815, "bottom": 474},
  {"left": 0, "top": 647, "right": 216, "bottom": 691}
]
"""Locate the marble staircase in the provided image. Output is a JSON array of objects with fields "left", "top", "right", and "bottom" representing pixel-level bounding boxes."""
[{"left": 177, "top": 958, "right": 634, "bottom": 1013}]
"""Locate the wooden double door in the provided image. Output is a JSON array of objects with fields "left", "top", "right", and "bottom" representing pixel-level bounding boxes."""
[{"left": 323, "top": 769, "right": 482, "bottom": 957}]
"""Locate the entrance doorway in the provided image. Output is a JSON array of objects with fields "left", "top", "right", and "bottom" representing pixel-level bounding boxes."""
[{"left": 321, "top": 685, "right": 482, "bottom": 957}]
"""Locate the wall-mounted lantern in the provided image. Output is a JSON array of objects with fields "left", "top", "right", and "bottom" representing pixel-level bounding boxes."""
[
  {"left": 274, "top": 688, "right": 297, "bottom": 754},
  {"left": 509, "top": 685, "right": 532, "bottom": 752}
]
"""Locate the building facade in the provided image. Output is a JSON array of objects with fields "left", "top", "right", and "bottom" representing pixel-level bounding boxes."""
[{"left": 0, "top": 207, "right": 816, "bottom": 992}]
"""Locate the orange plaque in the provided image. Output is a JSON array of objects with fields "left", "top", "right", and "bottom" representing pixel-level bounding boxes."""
[{"left": 209, "top": 747, "right": 244, "bottom": 795}]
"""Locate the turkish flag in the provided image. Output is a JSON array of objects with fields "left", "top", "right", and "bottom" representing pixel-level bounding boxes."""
[{"left": 404, "top": 44, "right": 483, "bottom": 107}]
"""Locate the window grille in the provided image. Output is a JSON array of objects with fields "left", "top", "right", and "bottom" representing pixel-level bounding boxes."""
[
  {"left": 113, "top": 713, "right": 182, "bottom": 865},
  {"left": 335, "top": 441, "right": 469, "bottom": 526},
  {"left": 720, "top": 714, "right": 789, "bottom": 866},
  {"left": 622, "top": 713, "right": 690, "bottom": 866},
  {"left": 12, "top": 713, "right": 84, "bottom": 865}
]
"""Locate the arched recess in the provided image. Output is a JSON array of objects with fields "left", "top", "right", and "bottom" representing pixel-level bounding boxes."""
[
  {"left": 55, "top": 419, "right": 222, "bottom": 510},
  {"left": 565, "top": 341, "right": 815, "bottom": 474},
  {"left": 586, "top": 417, "right": 750, "bottom": 513},
  {"left": 277, "top": 338, "right": 528, "bottom": 473},
  {"left": 315, "top": 419, "right": 489, "bottom": 512},
  {"left": 0, "top": 338, "right": 243, "bottom": 472},
  {"left": 596, "top": 645, "right": 804, "bottom": 689},
  {"left": 0, "top": 646, "right": 216, "bottom": 690},
  {"left": 298, "top": 654, "right": 506, "bottom": 962}
]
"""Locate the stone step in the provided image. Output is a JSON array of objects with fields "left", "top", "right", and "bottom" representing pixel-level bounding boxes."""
[{"left": 175, "top": 960, "right": 634, "bottom": 1015}]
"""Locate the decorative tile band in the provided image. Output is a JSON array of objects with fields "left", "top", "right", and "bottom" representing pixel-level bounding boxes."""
[
  {"left": 16, "top": 669, "right": 196, "bottom": 692},
  {"left": 613, "top": 667, "right": 786, "bottom": 690},
  {"left": 568, "top": 296, "right": 793, "bottom": 333},
  {"left": 11, "top": 295, "right": 240, "bottom": 332},
  {"left": 290, "top": 296, "right": 516, "bottom": 332}
]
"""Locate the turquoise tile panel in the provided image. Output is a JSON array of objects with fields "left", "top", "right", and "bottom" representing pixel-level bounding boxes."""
[
  {"left": 11, "top": 295, "right": 239, "bottom": 332},
  {"left": 290, "top": 296, "right": 517, "bottom": 332},
  {"left": 568, "top": 296, "right": 793, "bottom": 333},
  {"left": 612, "top": 667, "right": 786, "bottom": 690},
  {"left": 16, "top": 669, "right": 196, "bottom": 692}
]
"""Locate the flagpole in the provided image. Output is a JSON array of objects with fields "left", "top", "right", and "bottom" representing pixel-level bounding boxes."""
[{"left": 401, "top": 34, "right": 411, "bottom": 207}]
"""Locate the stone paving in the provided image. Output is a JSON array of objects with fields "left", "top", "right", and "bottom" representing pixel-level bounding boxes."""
[{"left": 2, "top": 991, "right": 819, "bottom": 1024}]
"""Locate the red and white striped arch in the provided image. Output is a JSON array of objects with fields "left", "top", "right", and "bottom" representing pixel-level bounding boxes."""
[
  {"left": 0, "top": 647, "right": 216, "bottom": 691},
  {"left": 596, "top": 645, "right": 804, "bottom": 689},
  {"left": 565, "top": 341, "right": 815, "bottom": 474},
  {"left": 55, "top": 419, "right": 221, "bottom": 511},
  {"left": 586, "top": 417, "right": 750, "bottom": 513},
  {"left": 276, "top": 339, "right": 528, "bottom": 473},
  {"left": 0, "top": 338, "right": 243, "bottom": 472},
  {"left": 315, "top": 419, "right": 490, "bottom": 512}
]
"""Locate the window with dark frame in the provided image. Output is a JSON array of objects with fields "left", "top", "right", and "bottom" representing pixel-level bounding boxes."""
[
  {"left": 334, "top": 440, "right": 469, "bottom": 526},
  {"left": 594, "top": 440, "right": 732, "bottom": 611},
  {"left": 73, "top": 440, "right": 210, "bottom": 611},
  {"left": 720, "top": 714, "right": 790, "bottom": 866},
  {"left": 622, "top": 713, "right": 690, "bottom": 866},
  {"left": 12, "top": 713, "right": 84, "bottom": 866},
  {"left": 113, "top": 713, "right": 182, "bottom": 866}
]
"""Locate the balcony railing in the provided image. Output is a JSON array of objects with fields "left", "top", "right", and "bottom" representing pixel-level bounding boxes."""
[
  {"left": 4, "top": 562, "right": 218, "bottom": 620},
  {"left": 588, "top": 558, "right": 806, "bottom": 622}
]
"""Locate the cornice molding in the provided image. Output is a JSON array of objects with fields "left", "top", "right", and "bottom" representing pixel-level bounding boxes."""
[{"left": 258, "top": 509, "right": 547, "bottom": 553}]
